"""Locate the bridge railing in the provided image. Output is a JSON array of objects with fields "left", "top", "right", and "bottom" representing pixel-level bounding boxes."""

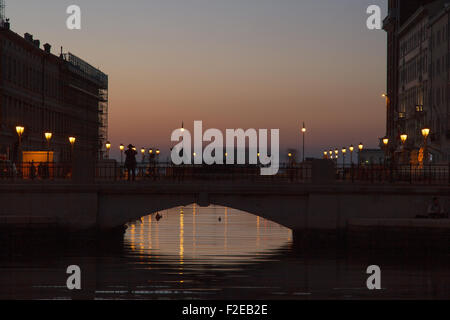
[
  {"left": 0, "top": 162, "right": 73, "bottom": 182},
  {"left": 94, "top": 162, "right": 313, "bottom": 183},
  {"left": 335, "top": 163, "right": 450, "bottom": 185}
]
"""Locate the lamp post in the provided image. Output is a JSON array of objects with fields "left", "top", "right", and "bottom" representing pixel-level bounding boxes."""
[
  {"left": 329, "top": 150, "right": 333, "bottom": 160},
  {"left": 382, "top": 137, "right": 389, "bottom": 166},
  {"left": 334, "top": 148, "right": 339, "bottom": 164},
  {"left": 69, "top": 136, "right": 76, "bottom": 161},
  {"left": 16, "top": 126, "right": 25, "bottom": 164},
  {"left": 342, "top": 147, "right": 346, "bottom": 167},
  {"left": 382, "top": 137, "right": 389, "bottom": 165},
  {"left": 119, "top": 144, "right": 125, "bottom": 165},
  {"left": 349, "top": 145, "right": 354, "bottom": 164},
  {"left": 149, "top": 148, "right": 154, "bottom": 163},
  {"left": 422, "top": 128, "right": 430, "bottom": 164},
  {"left": 323, "top": 151, "right": 328, "bottom": 159},
  {"left": 301, "top": 123, "right": 306, "bottom": 162},
  {"left": 156, "top": 149, "right": 160, "bottom": 164},
  {"left": 358, "top": 142, "right": 363, "bottom": 165},
  {"left": 141, "top": 147, "right": 146, "bottom": 163},
  {"left": 400, "top": 134, "right": 408, "bottom": 164},
  {"left": 45, "top": 132, "right": 52, "bottom": 163},
  {"left": 105, "top": 141, "right": 111, "bottom": 159}
]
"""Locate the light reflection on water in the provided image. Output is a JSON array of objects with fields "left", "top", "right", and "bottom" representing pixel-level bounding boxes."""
[
  {"left": 1, "top": 204, "right": 450, "bottom": 299},
  {"left": 124, "top": 204, "right": 292, "bottom": 267}
]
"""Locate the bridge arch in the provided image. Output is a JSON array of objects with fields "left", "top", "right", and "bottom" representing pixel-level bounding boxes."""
[{"left": 97, "top": 191, "right": 309, "bottom": 231}]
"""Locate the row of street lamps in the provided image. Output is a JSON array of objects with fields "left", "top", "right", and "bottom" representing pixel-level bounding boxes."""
[
  {"left": 105, "top": 142, "right": 161, "bottom": 164},
  {"left": 381, "top": 127, "right": 430, "bottom": 164},
  {"left": 15, "top": 126, "right": 76, "bottom": 162},
  {"left": 381, "top": 94, "right": 431, "bottom": 163},
  {"left": 323, "top": 143, "right": 364, "bottom": 166}
]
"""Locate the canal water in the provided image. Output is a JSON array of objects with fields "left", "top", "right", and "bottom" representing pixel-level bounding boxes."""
[{"left": 0, "top": 204, "right": 450, "bottom": 299}]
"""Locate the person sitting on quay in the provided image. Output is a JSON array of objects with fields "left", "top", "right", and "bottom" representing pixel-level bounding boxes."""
[{"left": 426, "top": 197, "right": 447, "bottom": 219}]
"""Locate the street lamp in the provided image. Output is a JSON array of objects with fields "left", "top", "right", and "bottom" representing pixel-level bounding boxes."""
[
  {"left": 69, "top": 136, "right": 76, "bottom": 161},
  {"left": 400, "top": 134, "right": 408, "bottom": 164},
  {"left": 422, "top": 128, "right": 430, "bottom": 164},
  {"left": 301, "top": 122, "right": 306, "bottom": 162},
  {"left": 349, "top": 145, "right": 354, "bottom": 164},
  {"left": 342, "top": 147, "right": 346, "bottom": 167},
  {"left": 45, "top": 132, "right": 52, "bottom": 163},
  {"left": 329, "top": 150, "right": 333, "bottom": 160},
  {"left": 382, "top": 137, "right": 389, "bottom": 165},
  {"left": 400, "top": 134, "right": 408, "bottom": 144},
  {"left": 105, "top": 141, "right": 111, "bottom": 159},
  {"left": 358, "top": 143, "right": 363, "bottom": 165},
  {"left": 119, "top": 144, "right": 125, "bottom": 165},
  {"left": 16, "top": 126, "right": 25, "bottom": 141},
  {"left": 141, "top": 147, "right": 146, "bottom": 163},
  {"left": 16, "top": 126, "right": 25, "bottom": 164},
  {"left": 323, "top": 151, "right": 328, "bottom": 159}
]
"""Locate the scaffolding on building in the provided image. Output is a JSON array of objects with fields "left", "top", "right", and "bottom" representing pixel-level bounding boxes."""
[
  {"left": 0, "top": 0, "right": 5, "bottom": 24},
  {"left": 61, "top": 52, "right": 109, "bottom": 159}
]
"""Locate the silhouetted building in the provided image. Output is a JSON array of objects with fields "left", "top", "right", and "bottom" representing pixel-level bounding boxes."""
[
  {"left": 383, "top": 0, "right": 450, "bottom": 163},
  {"left": 0, "top": 20, "right": 108, "bottom": 164}
]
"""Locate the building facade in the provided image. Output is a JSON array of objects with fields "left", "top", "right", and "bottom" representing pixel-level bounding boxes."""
[
  {"left": 384, "top": 0, "right": 450, "bottom": 163},
  {"left": 0, "top": 20, "right": 108, "bottom": 165}
]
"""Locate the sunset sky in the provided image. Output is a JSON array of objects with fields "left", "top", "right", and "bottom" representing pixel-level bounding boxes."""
[{"left": 8, "top": 0, "right": 387, "bottom": 159}]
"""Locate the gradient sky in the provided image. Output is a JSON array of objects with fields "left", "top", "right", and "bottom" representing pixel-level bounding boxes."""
[{"left": 7, "top": 0, "right": 387, "bottom": 159}]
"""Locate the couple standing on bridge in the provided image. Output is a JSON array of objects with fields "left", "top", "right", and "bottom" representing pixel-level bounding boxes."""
[{"left": 125, "top": 144, "right": 137, "bottom": 181}]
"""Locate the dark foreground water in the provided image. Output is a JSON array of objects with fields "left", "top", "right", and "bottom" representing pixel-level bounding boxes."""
[{"left": 0, "top": 205, "right": 450, "bottom": 300}]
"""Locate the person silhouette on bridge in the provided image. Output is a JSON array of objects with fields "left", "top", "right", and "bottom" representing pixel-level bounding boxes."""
[{"left": 125, "top": 144, "right": 137, "bottom": 181}]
